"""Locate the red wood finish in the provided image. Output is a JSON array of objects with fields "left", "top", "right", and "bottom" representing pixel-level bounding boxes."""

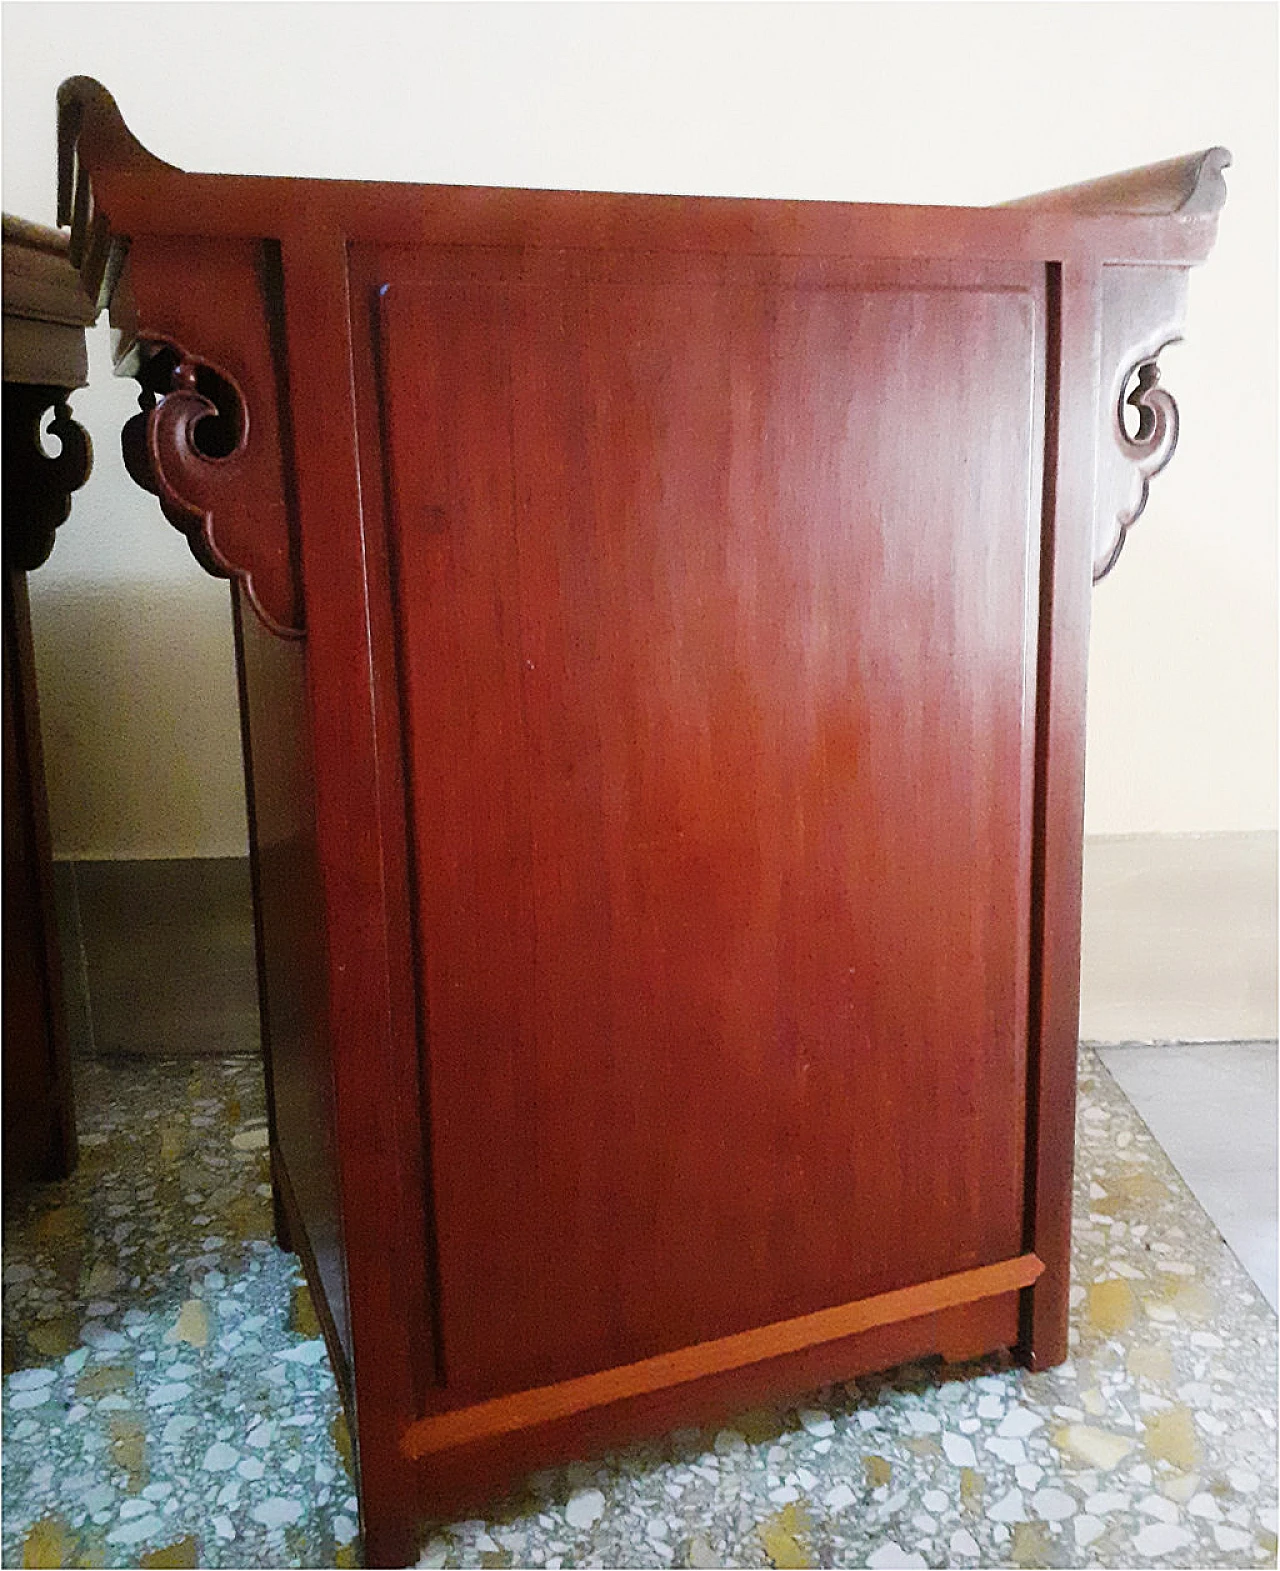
[
  {"left": 1019, "top": 261, "right": 1101, "bottom": 1367},
  {"left": 231, "top": 586, "right": 352, "bottom": 1393},
  {"left": 115, "top": 235, "right": 303, "bottom": 636},
  {"left": 375, "top": 257, "right": 1043, "bottom": 1400},
  {"left": 55, "top": 79, "right": 1229, "bottom": 1566},
  {"left": 412, "top": 1288, "right": 1027, "bottom": 1534},
  {"left": 402, "top": 1255, "right": 1044, "bottom": 1460}
]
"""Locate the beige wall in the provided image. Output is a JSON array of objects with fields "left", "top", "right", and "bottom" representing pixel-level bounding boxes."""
[{"left": 4, "top": 2, "right": 1275, "bottom": 855}]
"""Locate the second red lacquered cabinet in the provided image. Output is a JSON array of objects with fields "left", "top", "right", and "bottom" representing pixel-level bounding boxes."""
[{"left": 56, "top": 79, "right": 1227, "bottom": 1564}]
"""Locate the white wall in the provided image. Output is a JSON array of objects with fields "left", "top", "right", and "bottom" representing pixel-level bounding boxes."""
[{"left": 4, "top": 1, "right": 1275, "bottom": 855}]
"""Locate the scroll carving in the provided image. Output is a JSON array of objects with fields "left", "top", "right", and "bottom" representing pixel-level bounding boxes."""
[
  {"left": 120, "top": 339, "right": 303, "bottom": 638},
  {"left": 1095, "top": 353, "right": 1180, "bottom": 582},
  {"left": 2, "top": 386, "right": 92, "bottom": 570},
  {"left": 121, "top": 346, "right": 248, "bottom": 577},
  {"left": 1093, "top": 266, "right": 1196, "bottom": 583},
  {"left": 54, "top": 82, "right": 303, "bottom": 637}
]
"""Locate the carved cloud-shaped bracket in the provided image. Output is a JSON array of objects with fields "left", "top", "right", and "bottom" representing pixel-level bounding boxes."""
[
  {"left": 1095, "top": 353, "right": 1181, "bottom": 583},
  {"left": 1093, "top": 266, "right": 1194, "bottom": 584},
  {"left": 3, "top": 387, "right": 93, "bottom": 571},
  {"left": 121, "top": 341, "right": 304, "bottom": 638},
  {"left": 52, "top": 83, "right": 304, "bottom": 638}
]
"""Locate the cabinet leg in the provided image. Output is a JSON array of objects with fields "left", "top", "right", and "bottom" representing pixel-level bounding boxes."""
[
  {"left": 354, "top": 1440, "right": 425, "bottom": 1570},
  {"left": 1018, "top": 1269, "right": 1070, "bottom": 1371},
  {"left": 270, "top": 1147, "right": 295, "bottom": 1255}
]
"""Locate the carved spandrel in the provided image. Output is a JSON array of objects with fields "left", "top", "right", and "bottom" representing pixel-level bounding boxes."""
[
  {"left": 2, "top": 386, "right": 92, "bottom": 571},
  {"left": 1094, "top": 265, "right": 1192, "bottom": 583},
  {"left": 106, "top": 235, "right": 305, "bottom": 639},
  {"left": 120, "top": 337, "right": 303, "bottom": 639}
]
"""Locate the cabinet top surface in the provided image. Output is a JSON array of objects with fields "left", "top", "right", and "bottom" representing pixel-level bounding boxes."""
[{"left": 57, "top": 77, "right": 1229, "bottom": 275}]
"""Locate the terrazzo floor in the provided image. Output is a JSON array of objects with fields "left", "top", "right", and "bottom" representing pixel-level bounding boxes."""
[{"left": 3, "top": 1047, "right": 1276, "bottom": 1570}]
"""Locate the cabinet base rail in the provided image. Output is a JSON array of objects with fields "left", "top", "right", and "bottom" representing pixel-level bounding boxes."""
[{"left": 403, "top": 1253, "right": 1045, "bottom": 1460}]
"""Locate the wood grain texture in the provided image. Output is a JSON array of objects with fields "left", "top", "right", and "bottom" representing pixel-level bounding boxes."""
[
  {"left": 231, "top": 586, "right": 351, "bottom": 1379},
  {"left": 403, "top": 1255, "right": 1043, "bottom": 1458},
  {"left": 377, "top": 259, "right": 1044, "bottom": 1400},
  {"left": 405, "top": 1288, "right": 1024, "bottom": 1534},
  {"left": 276, "top": 230, "right": 434, "bottom": 1551},
  {"left": 112, "top": 237, "right": 303, "bottom": 636},
  {"left": 1019, "top": 262, "right": 1100, "bottom": 1369},
  {"left": 56, "top": 79, "right": 1227, "bottom": 272},
  {"left": 52, "top": 77, "right": 1229, "bottom": 1565}
]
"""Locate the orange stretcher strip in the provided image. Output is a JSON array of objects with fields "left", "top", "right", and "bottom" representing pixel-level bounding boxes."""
[{"left": 401, "top": 1252, "right": 1044, "bottom": 1459}]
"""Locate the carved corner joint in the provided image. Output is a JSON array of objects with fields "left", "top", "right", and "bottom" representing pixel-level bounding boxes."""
[
  {"left": 123, "top": 343, "right": 304, "bottom": 637},
  {"left": 1095, "top": 352, "right": 1181, "bottom": 583},
  {"left": 3, "top": 386, "right": 93, "bottom": 571}
]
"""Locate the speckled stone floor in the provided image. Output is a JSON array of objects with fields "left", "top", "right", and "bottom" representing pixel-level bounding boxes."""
[
  {"left": 2, "top": 1059, "right": 356, "bottom": 1569},
  {"left": 3, "top": 1047, "right": 1276, "bottom": 1570}
]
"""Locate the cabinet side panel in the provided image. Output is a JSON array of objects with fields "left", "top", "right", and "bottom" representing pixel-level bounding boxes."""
[
  {"left": 381, "top": 271, "right": 1042, "bottom": 1401},
  {"left": 233, "top": 589, "right": 351, "bottom": 1389}
]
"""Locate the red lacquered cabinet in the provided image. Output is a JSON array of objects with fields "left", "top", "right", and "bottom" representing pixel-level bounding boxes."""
[{"left": 56, "top": 80, "right": 1227, "bottom": 1565}]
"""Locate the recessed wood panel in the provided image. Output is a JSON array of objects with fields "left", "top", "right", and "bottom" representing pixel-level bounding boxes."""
[
  {"left": 233, "top": 594, "right": 352, "bottom": 1384},
  {"left": 378, "top": 271, "right": 1040, "bottom": 1399}
]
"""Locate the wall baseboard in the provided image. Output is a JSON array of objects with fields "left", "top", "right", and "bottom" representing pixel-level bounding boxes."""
[
  {"left": 55, "top": 857, "right": 259, "bottom": 1059},
  {"left": 1080, "top": 831, "right": 1278, "bottom": 1044},
  {"left": 54, "top": 834, "right": 1277, "bottom": 1060}
]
